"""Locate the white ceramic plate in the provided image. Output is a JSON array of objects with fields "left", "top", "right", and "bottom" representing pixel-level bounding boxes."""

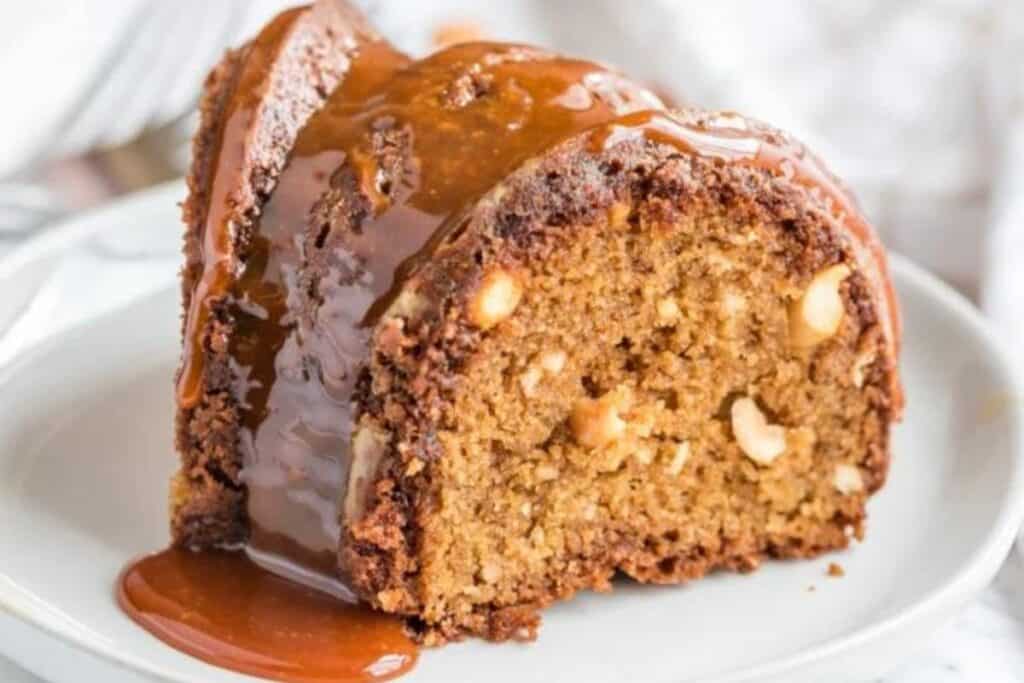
[{"left": 0, "top": 186, "right": 1023, "bottom": 683}]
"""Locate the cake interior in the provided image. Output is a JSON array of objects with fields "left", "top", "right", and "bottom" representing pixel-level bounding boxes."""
[{"left": 406, "top": 201, "right": 887, "bottom": 637}]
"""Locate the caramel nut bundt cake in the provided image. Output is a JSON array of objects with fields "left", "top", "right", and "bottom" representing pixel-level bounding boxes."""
[{"left": 171, "top": 0, "right": 903, "bottom": 643}]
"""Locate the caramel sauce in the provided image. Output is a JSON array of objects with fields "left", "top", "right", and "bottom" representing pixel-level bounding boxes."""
[
  {"left": 177, "top": 7, "right": 307, "bottom": 410},
  {"left": 118, "top": 548, "right": 416, "bottom": 683}
]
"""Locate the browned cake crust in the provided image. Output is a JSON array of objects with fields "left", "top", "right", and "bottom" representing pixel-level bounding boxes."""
[
  {"left": 172, "top": 0, "right": 902, "bottom": 645},
  {"left": 172, "top": 2, "right": 377, "bottom": 546},
  {"left": 171, "top": 43, "right": 246, "bottom": 547}
]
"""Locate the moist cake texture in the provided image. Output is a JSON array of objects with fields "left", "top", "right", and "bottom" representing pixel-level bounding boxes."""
[{"left": 171, "top": 0, "right": 903, "bottom": 643}]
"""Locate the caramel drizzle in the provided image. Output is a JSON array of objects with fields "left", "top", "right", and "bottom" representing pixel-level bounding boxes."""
[
  {"left": 118, "top": 548, "right": 416, "bottom": 683},
  {"left": 175, "top": 31, "right": 901, "bottom": 584},
  {"left": 177, "top": 7, "right": 305, "bottom": 409}
]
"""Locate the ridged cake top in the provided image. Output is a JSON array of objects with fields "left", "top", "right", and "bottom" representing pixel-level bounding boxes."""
[{"left": 175, "top": 0, "right": 900, "bottom": 593}]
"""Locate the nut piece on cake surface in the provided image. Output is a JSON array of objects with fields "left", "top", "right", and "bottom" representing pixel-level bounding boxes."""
[
  {"left": 666, "top": 441, "right": 691, "bottom": 475},
  {"left": 468, "top": 269, "right": 523, "bottom": 329},
  {"left": 346, "top": 424, "right": 391, "bottom": 519},
  {"left": 570, "top": 391, "right": 629, "bottom": 449},
  {"left": 519, "top": 366, "right": 543, "bottom": 397},
  {"left": 833, "top": 463, "right": 864, "bottom": 494},
  {"left": 731, "top": 396, "right": 787, "bottom": 465},
  {"left": 789, "top": 264, "right": 851, "bottom": 348},
  {"left": 851, "top": 349, "right": 877, "bottom": 388},
  {"left": 538, "top": 349, "right": 567, "bottom": 374},
  {"left": 656, "top": 297, "right": 681, "bottom": 326},
  {"left": 720, "top": 291, "right": 747, "bottom": 317},
  {"left": 633, "top": 442, "right": 655, "bottom": 465},
  {"left": 519, "top": 349, "right": 568, "bottom": 397},
  {"left": 386, "top": 288, "right": 429, "bottom": 320}
]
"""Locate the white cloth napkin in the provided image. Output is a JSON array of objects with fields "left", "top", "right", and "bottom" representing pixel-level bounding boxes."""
[{"left": 0, "top": 0, "right": 286, "bottom": 175}]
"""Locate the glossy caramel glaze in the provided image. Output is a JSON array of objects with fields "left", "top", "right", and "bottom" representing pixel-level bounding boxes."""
[
  {"left": 118, "top": 548, "right": 416, "bottom": 683},
  {"left": 177, "top": 6, "right": 307, "bottom": 410},
  {"left": 175, "top": 5, "right": 900, "bottom": 597},
  {"left": 179, "top": 32, "right": 666, "bottom": 585}
]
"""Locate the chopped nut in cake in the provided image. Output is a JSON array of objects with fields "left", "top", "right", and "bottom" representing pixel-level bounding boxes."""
[
  {"left": 789, "top": 264, "right": 851, "bottom": 348},
  {"left": 731, "top": 397, "right": 787, "bottom": 465}
]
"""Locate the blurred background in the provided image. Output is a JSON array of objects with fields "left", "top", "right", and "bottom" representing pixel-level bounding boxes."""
[{"left": 1, "top": 1, "right": 1023, "bottom": 681}]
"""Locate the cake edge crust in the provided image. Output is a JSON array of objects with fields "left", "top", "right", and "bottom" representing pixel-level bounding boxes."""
[{"left": 171, "top": 1, "right": 377, "bottom": 549}]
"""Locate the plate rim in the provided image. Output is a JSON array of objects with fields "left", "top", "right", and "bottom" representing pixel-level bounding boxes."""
[
  {"left": 0, "top": 191, "right": 1022, "bottom": 682},
  {"left": 0, "top": 180, "right": 184, "bottom": 287}
]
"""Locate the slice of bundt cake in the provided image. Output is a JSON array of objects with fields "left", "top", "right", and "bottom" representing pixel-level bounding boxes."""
[{"left": 172, "top": 0, "right": 902, "bottom": 643}]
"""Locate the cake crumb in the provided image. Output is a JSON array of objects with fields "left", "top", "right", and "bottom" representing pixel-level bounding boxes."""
[{"left": 827, "top": 562, "right": 845, "bottom": 578}]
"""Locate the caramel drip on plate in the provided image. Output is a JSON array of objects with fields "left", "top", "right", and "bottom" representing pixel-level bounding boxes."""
[{"left": 118, "top": 548, "right": 416, "bottom": 683}]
